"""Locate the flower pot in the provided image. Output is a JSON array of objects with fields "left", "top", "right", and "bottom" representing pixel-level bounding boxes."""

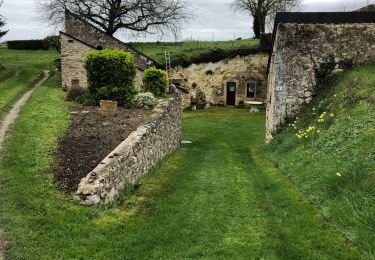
[{"left": 100, "top": 100, "right": 118, "bottom": 116}]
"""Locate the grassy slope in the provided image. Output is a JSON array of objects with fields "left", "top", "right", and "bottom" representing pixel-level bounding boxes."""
[
  {"left": 130, "top": 38, "right": 259, "bottom": 65},
  {"left": 0, "top": 45, "right": 59, "bottom": 119},
  {"left": 267, "top": 66, "right": 375, "bottom": 257},
  {"left": 0, "top": 94, "right": 359, "bottom": 258}
]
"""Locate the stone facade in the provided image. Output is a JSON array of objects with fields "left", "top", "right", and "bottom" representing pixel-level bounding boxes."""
[
  {"left": 171, "top": 54, "right": 269, "bottom": 107},
  {"left": 76, "top": 89, "right": 182, "bottom": 206},
  {"left": 61, "top": 11, "right": 156, "bottom": 89},
  {"left": 60, "top": 33, "right": 94, "bottom": 90},
  {"left": 266, "top": 23, "right": 375, "bottom": 141}
]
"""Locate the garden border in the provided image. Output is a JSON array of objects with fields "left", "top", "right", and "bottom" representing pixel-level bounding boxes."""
[{"left": 75, "top": 88, "right": 182, "bottom": 206}]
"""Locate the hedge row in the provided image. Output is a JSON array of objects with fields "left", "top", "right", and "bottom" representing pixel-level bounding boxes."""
[{"left": 7, "top": 40, "right": 49, "bottom": 50}]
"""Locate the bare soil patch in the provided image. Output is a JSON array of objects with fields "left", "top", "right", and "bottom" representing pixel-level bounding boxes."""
[{"left": 53, "top": 106, "right": 152, "bottom": 193}]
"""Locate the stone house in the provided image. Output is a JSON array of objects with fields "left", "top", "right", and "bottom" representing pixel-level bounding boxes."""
[
  {"left": 60, "top": 10, "right": 157, "bottom": 90},
  {"left": 171, "top": 53, "right": 269, "bottom": 108}
]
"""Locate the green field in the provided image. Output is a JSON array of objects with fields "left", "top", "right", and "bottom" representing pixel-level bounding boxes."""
[
  {"left": 129, "top": 38, "right": 260, "bottom": 66},
  {"left": 0, "top": 45, "right": 59, "bottom": 119},
  {"left": 0, "top": 47, "right": 373, "bottom": 259},
  {"left": 267, "top": 66, "right": 375, "bottom": 257}
]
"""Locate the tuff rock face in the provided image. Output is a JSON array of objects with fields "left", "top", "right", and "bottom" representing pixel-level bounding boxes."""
[{"left": 171, "top": 54, "right": 269, "bottom": 107}]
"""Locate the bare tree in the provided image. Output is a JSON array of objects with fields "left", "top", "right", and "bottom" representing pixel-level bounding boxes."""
[
  {"left": 0, "top": 0, "right": 8, "bottom": 39},
  {"left": 231, "top": 0, "right": 300, "bottom": 38},
  {"left": 36, "top": 0, "right": 193, "bottom": 38}
]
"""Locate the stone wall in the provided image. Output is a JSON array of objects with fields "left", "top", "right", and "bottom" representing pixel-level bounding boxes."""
[
  {"left": 266, "top": 23, "right": 375, "bottom": 141},
  {"left": 60, "top": 33, "right": 94, "bottom": 90},
  {"left": 171, "top": 54, "right": 269, "bottom": 107},
  {"left": 76, "top": 89, "right": 182, "bottom": 206}
]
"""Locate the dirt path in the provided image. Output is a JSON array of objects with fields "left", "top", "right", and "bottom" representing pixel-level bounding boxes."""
[
  {"left": 0, "top": 70, "right": 21, "bottom": 86},
  {"left": 0, "top": 70, "right": 49, "bottom": 260}
]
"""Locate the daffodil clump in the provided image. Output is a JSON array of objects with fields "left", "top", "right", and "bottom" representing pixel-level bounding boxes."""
[
  {"left": 317, "top": 111, "right": 335, "bottom": 123},
  {"left": 290, "top": 108, "right": 336, "bottom": 140}
]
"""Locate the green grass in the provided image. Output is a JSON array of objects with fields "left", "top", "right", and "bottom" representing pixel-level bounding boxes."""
[
  {"left": 0, "top": 92, "right": 360, "bottom": 259},
  {"left": 0, "top": 45, "right": 59, "bottom": 120},
  {"left": 0, "top": 69, "right": 43, "bottom": 119},
  {"left": 129, "top": 38, "right": 260, "bottom": 65},
  {"left": 0, "top": 44, "right": 59, "bottom": 70},
  {"left": 267, "top": 66, "right": 375, "bottom": 258},
  {"left": 0, "top": 69, "right": 16, "bottom": 83}
]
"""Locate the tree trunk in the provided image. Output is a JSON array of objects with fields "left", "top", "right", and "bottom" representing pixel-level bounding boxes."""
[{"left": 253, "top": 14, "right": 261, "bottom": 38}]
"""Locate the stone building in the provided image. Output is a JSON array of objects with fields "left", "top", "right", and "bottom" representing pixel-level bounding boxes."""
[
  {"left": 171, "top": 53, "right": 269, "bottom": 108},
  {"left": 60, "top": 10, "right": 157, "bottom": 90},
  {"left": 266, "top": 12, "right": 375, "bottom": 141}
]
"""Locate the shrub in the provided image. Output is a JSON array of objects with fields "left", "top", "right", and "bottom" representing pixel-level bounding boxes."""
[
  {"left": 142, "top": 68, "right": 169, "bottom": 97},
  {"left": 84, "top": 49, "right": 137, "bottom": 106},
  {"left": 133, "top": 92, "right": 158, "bottom": 109},
  {"left": 7, "top": 40, "right": 49, "bottom": 50},
  {"left": 44, "top": 35, "right": 61, "bottom": 52},
  {"left": 66, "top": 86, "right": 87, "bottom": 101},
  {"left": 0, "top": 63, "right": 5, "bottom": 71}
]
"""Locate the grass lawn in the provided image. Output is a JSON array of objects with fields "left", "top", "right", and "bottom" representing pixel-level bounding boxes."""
[
  {"left": 267, "top": 66, "right": 375, "bottom": 258},
  {"left": 130, "top": 38, "right": 260, "bottom": 65},
  {"left": 0, "top": 45, "right": 59, "bottom": 120},
  {"left": 0, "top": 81, "right": 360, "bottom": 260}
]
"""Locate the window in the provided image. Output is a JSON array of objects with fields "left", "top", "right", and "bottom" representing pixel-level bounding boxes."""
[{"left": 247, "top": 82, "right": 256, "bottom": 98}]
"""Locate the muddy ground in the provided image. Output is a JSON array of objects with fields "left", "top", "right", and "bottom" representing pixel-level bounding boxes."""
[{"left": 53, "top": 106, "right": 152, "bottom": 193}]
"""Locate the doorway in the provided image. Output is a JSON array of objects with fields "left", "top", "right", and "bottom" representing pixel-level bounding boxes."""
[{"left": 226, "top": 82, "right": 236, "bottom": 106}]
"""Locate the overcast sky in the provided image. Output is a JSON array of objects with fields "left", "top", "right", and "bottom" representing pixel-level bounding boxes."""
[{"left": 1, "top": 0, "right": 374, "bottom": 42}]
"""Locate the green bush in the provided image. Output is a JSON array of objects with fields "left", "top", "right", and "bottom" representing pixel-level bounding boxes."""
[
  {"left": 7, "top": 40, "right": 49, "bottom": 50},
  {"left": 44, "top": 35, "right": 61, "bottom": 53},
  {"left": 84, "top": 49, "right": 137, "bottom": 106},
  {"left": 142, "top": 68, "right": 169, "bottom": 97},
  {"left": 133, "top": 92, "right": 158, "bottom": 109}
]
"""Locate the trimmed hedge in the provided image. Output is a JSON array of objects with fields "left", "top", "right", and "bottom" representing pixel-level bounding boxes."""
[
  {"left": 7, "top": 40, "right": 49, "bottom": 50},
  {"left": 142, "top": 68, "right": 169, "bottom": 97},
  {"left": 84, "top": 49, "right": 137, "bottom": 106}
]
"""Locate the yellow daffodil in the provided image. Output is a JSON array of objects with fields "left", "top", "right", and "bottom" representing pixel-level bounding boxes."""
[
  {"left": 330, "top": 113, "right": 334, "bottom": 117},
  {"left": 336, "top": 172, "right": 342, "bottom": 177}
]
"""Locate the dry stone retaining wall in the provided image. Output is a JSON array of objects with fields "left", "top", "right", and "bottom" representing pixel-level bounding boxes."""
[
  {"left": 266, "top": 23, "right": 375, "bottom": 141},
  {"left": 76, "top": 90, "right": 182, "bottom": 206}
]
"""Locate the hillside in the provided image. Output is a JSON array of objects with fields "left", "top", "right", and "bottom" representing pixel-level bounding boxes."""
[
  {"left": 267, "top": 66, "right": 375, "bottom": 257},
  {"left": 129, "top": 38, "right": 260, "bottom": 67}
]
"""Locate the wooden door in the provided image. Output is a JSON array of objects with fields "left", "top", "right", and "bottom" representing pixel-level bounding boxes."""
[{"left": 226, "top": 82, "right": 236, "bottom": 106}]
